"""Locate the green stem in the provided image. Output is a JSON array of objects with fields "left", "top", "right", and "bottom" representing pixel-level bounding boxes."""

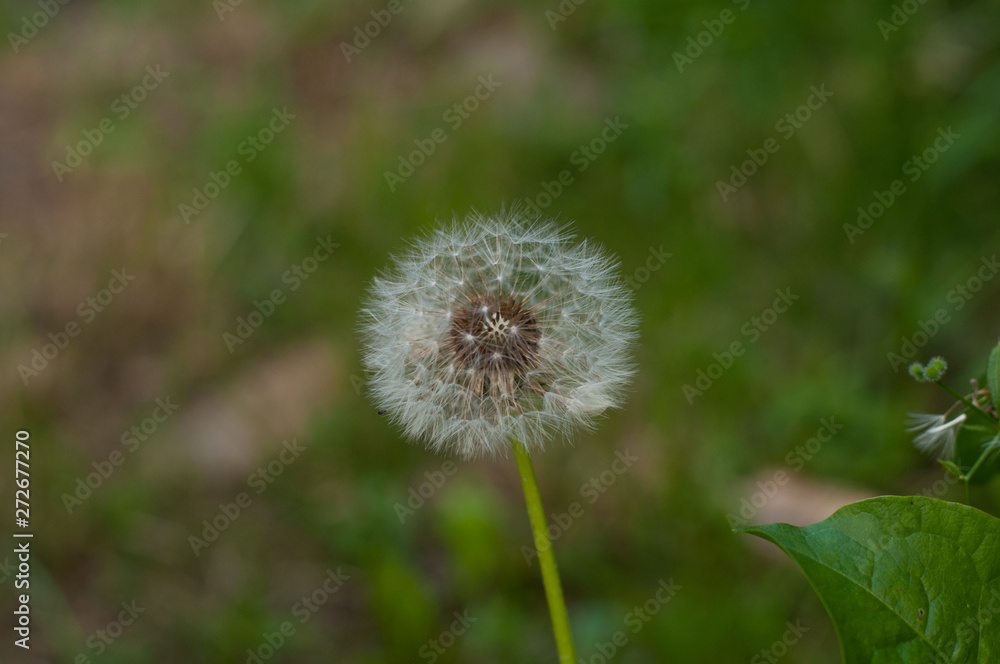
[
  {"left": 961, "top": 434, "right": 1000, "bottom": 482},
  {"left": 936, "top": 381, "right": 999, "bottom": 428},
  {"left": 958, "top": 435, "right": 1000, "bottom": 506},
  {"left": 964, "top": 451, "right": 990, "bottom": 482},
  {"left": 511, "top": 439, "right": 577, "bottom": 664}
]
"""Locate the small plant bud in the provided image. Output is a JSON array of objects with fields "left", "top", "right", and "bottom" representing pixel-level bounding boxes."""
[
  {"left": 908, "top": 362, "right": 927, "bottom": 382},
  {"left": 924, "top": 356, "right": 947, "bottom": 381}
]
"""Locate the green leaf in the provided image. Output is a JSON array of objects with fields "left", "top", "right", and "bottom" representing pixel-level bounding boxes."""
[
  {"left": 736, "top": 496, "right": 1000, "bottom": 663},
  {"left": 988, "top": 340, "right": 1000, "bottom": 414},
  {"left": 939, "top": 460, "right": 962, "bottom": 478}
]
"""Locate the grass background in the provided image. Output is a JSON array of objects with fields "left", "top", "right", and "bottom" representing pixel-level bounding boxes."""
[{"left": 2, "top": 0, "right": 999, "bottom": 662}]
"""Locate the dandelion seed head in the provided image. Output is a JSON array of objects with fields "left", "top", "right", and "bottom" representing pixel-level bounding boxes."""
[{"left": 359, "top": 209, "right": 639, "bottom": 459}]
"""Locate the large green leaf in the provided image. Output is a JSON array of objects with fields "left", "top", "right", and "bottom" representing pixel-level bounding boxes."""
[
  {"left": 987, "top": 340, "right": 1000, "bottom": 414},
  {"left": 737, "top": 496, "right": 1000, "bottom": 663}
]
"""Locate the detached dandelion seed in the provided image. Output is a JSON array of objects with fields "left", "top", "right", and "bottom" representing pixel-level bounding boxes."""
[
  {"left": 906, "top": 412, "right": 966, "bottom": 459},
  {"left": 359, "top": 208, "right": 639, "bottom": 663},
  {"left": 359, "top": 209, "right": 638, "bottom": 459}
]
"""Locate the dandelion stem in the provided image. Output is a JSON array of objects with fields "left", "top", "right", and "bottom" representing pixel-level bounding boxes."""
[{"left": 511, "top": 438, "right": 577, "bottom": 664}]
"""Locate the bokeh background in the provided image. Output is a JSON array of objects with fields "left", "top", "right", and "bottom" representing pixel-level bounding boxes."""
[{"left": 2, "top": 0, "right": 1000, "bottom": 662}]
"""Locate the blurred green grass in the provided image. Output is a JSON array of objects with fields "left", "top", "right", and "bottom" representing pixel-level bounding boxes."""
[{"left": 2, "top": 0, "right": 1000, "bottom": 662}]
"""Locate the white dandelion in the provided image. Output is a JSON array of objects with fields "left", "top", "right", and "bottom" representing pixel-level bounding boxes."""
[
  {"left": 906, "top": 412, "right": 966, "bottom": 459},
  {"left": 359, "top": 209, "right": 638, "bottom": 459}
]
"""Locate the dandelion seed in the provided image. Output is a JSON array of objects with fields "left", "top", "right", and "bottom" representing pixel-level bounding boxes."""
[
  {"left": 906, "top": 412, "right": 966, "bottom": 459},
  {"left": 359, "top": 209, "right": 638, "bottom": 458}
]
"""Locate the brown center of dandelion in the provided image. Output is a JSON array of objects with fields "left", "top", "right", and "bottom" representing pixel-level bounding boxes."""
[{"left": 447, "top": 294, "right": 541, "bottom": 381}]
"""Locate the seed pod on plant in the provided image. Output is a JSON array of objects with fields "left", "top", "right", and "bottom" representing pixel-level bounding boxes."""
[{"left": 359, "top": 209, "right": 638, "bottom": 459}]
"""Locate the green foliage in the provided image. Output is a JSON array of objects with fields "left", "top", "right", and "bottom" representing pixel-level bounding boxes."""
[
  {"left": 6, "top": 0, "right": 1000, "bottom": 662},
  {"left": 988, "top": 341, "right": 1000, "bottom": 414},
  {"left": 738, "top": 497, "right": 1000, "bottom": 664},
  {"left": 906, "top": 345, "right": 1000, "bottom": 486}
]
